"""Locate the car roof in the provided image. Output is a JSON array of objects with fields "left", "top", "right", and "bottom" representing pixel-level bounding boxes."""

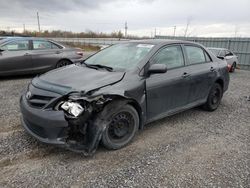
[
  {"left": 129, "top": 39, "right": 200, "bottom": 46},
  {"left": 208, "top": 47, "right": 227, "bottom": 50},
  {"left": 0, "top": 37, "right": 64, "bottom": 47}
]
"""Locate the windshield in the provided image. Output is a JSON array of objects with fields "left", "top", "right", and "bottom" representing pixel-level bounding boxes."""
[
  {"left": 209, "top": 48, "right": 220, "bottom": 56},
  {"left": 84, "top": 43, "right": 154, "bottom": 70}
]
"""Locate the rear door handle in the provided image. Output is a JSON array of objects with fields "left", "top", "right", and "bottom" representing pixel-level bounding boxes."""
[
  {"left": 182, "top": 72, "right": 190, "bottom": 78},
  {"left": 24, "top": 53, "right": 30, "bottom": 56},
  {"left": 210, "top": 67, "right": 215, "bottom": 72},
  {"left": 56, "top": 51, "right": 62, "bottom": 54}
]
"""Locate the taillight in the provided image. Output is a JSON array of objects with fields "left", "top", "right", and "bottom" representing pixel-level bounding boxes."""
[
  {"left": 227, "top": 64, "right": 231, "bottom": 72},
  {"left": 76, "top": 51, "right": 83, "bottom": 56}
]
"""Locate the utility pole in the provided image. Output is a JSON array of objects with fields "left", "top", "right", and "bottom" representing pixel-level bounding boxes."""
[
  {"left": 154, "top": 28, "right": 156, "bottom": 38},
  {"left": 37, "top": 12, "right": 41, "bottom": 32},
  {"left": 23, "top": 24, "right": 26, "bottom": 33},
  {"left": 125, "top": 21, "right": 128, "bottom": 38},
  {"left": 173, "top": 26, "right": 176, "bottom": 37}
]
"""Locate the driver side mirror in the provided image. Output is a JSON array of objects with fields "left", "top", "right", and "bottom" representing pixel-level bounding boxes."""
[
  {"left": 0, "top": 48, "right": 4, "bottom": 52},
  {"left": 148, "top": 64, "right": 167, "bottom": 74}
]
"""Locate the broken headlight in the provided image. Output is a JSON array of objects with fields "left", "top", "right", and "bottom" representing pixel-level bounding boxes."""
[{"left": 60, "top": 101, "right": 84, "bottom": 117}]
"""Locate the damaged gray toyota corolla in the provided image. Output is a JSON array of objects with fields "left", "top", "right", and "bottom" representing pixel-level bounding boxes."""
[{"left": 20, "top": 40, "right": 229, "bottom": 155}]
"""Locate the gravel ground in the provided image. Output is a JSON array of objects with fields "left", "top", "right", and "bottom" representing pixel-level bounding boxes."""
[{"left": 0, "top": 70, "right": 249, "bottom": 188}]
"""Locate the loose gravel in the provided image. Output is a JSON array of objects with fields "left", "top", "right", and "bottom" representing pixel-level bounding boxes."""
[{"left": 0, "top": 70, "right": 249, "bottom": 187}]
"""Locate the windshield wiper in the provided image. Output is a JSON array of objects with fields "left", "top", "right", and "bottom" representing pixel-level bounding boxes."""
[{"left": 82, "top": 62, "right": 113, "bottom": 72}]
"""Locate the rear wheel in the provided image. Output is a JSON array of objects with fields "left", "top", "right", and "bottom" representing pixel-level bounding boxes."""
[
  {"left": 203, "top": 83, "right": 223, "bottom": 111},
  {"left": 230, "top": 62, "right": 236, "bottom": 72},
  {"left": 56, "top": 60, "right": 71, "bottom": 68},
  {"left": 101, "top": 104, "right": 139, "bottom": 150}
]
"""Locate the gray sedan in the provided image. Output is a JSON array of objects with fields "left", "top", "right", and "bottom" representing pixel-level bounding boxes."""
[
  {"left": 208, "top": 47, "right": 239, "bottom": 72},
  {"left": 0, "top": 37, "right": 84, "bottom": 76}
]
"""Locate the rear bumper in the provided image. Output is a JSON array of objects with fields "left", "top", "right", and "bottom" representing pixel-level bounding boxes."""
[{"left": 20, "top": 95, "right": 68, "bottom": 145}]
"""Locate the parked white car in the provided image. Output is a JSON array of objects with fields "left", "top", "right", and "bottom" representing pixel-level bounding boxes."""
[{"left": 208, "top": 47, "right": 239, "bottom": 72}]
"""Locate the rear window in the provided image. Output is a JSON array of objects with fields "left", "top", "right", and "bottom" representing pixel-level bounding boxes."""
[
  {"left": 185, "top": 46, "right": 206, "bottom": 65},
  {"left": 209, "top": 49, "right": 220, "bottom": 56},
  {"left": 33, "top": 40, "right": 62, "bottom": 50}
]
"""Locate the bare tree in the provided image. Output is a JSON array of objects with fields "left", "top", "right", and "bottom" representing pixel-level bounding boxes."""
[{"left": 184, "top": 17, "right": 192, "bottom": 37}]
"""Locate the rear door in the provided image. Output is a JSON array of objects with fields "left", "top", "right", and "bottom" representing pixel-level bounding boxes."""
[
  {"left": 29, "top": 40, "right": 63, "bottom": 72},
  {"left": 0, "top": 39, "right": 32, "bottom": 74},
  {"left": 146, "top": 45, "right": 192, "bottom": 121},
  {"left": 183, "top": 45, "right": 217, "bottom": 103}
]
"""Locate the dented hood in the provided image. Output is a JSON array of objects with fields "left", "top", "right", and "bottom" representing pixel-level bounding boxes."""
[{"left": 32, "top": 64, "right": 125, "bottom": 94}]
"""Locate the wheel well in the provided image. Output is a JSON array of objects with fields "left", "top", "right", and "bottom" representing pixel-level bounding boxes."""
[
  {"left": 215, "top": 79, "right": 224, "bottom": 90},
  {"left": 57, "top": 58, "right": 72, "bottom": 64},
  {"left": 105, "top": 96, "right": 143, "bottom": 130},
  {"left": 127, "top": 100, "right": 143, "bottom": 130}
]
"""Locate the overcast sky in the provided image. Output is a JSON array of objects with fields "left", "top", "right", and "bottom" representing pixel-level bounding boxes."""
[{"left": 0, "top": 0, "right": 250, "bottom": 37}]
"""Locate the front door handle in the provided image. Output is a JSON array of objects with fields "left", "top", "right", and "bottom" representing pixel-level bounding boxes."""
[
  {"left": 24, "top": 53, "right": 30, "bottom": 56},
  {"left": 210, "top": 67, "right": 215, "bottom": 72},
  {"left": 182, "top": 72, "right": 190, "bottom": 78}
]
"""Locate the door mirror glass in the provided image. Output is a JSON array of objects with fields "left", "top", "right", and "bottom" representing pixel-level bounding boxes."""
[{"left": 148, "top": 64, "right": 167, "bottom": 74}]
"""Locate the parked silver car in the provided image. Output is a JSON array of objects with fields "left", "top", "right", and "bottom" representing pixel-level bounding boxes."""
[
  {"left": 0, "top": 37, "right": 84, "bottom": 76},
  {"left": 208, "top": 47, "right": 239, "bottom": 72}
]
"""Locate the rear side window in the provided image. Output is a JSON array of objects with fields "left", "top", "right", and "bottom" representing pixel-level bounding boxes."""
[
  {"left": 33, "top": 40, "right": 60, "bottom": 50},
  {"left": 51, "top": 43, "right": 61, "bottom": 49},
  {"left": 204, "top": 51, "right": 212, "bottom": 62},
  {"left": 2, "top": 40, "right": 29, "bottom": 51},
  {"left": 185, "top": 46, "right": 206, "bottom": 65},
  {"left": 220, "top": 50, "right": 226, "bottom": 57},
  {"left": 152, "top": 45, "right": 184, "bottom": 69},
  {"left": 225, "top": 50, "right": 233, "bottom": 56}
]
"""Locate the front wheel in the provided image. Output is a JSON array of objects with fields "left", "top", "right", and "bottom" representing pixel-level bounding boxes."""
[
  {"left": 101, "top": 104, "right": 139, "bottom": 150},
  {"left": 203, "top": 83, "right": 223, "bottom": 111}
]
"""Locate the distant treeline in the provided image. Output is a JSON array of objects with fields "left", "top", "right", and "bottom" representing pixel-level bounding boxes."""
[{"left": 0, "top": 30, "right": 126, "bottom": 38}]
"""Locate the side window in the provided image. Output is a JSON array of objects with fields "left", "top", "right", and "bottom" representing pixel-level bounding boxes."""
[
  {"left": 220, "top": 50, "right": 226, "bottom": 57},
  {"left": 185, "top": 46, "right": 206, "bottom": 65},
  {"left": 51, "top": 43, "right": 60, "bottom": 49},
  {"left": 204, "top": 51, "right": 212, "bottom": 62},
  {"left": 33, "top": 40, "right": 52, "bottom": 50},
  {"left": 225, "top": 50, "right": 233, "bottom": 56},
  {"left": 2, "top": 40, "right": 29, "bottom": 51},
  {"left": 152, "top": 45, "right": 184, "bottom": 69}
]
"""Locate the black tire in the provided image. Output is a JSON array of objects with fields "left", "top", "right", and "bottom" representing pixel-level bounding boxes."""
[
  {"left": 230, "top": 62, "right": 236, "bottom": 72},
  {"left": 203, "top": 83, "right": 223, "bottom": 111},
  {"left": 56, "top": 60, "right": 72, "bottom": 68},
  {"left": 101, "top": 104, "right": 139, "bottom": 150}
]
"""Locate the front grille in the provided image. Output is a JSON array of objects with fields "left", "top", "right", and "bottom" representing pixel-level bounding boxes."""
[
  {"left": 26, "top": 84, "right": 61, "bottom": 109},
  {"left": 28, "top": 95, "right": 55, "bottom": 108}
]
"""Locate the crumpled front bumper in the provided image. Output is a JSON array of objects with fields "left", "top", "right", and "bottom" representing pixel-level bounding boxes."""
[
  {"left": 20, "top": 95, "right": 69, "bottom": 145},
  {"left": 20, "top": 95, "right": 105, "bottom": 155}
]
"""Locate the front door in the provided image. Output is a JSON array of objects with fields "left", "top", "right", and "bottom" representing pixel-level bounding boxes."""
[
  {"left": 146, "top": 45, "right": 191, "bottom": 121},
  {"left": 0, "top": 39, "right": 32, "bottom": 74}
]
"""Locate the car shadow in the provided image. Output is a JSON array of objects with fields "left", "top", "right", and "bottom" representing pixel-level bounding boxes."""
[{"left": 0, "top": 74, "right": 37, "bottom": 81}]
